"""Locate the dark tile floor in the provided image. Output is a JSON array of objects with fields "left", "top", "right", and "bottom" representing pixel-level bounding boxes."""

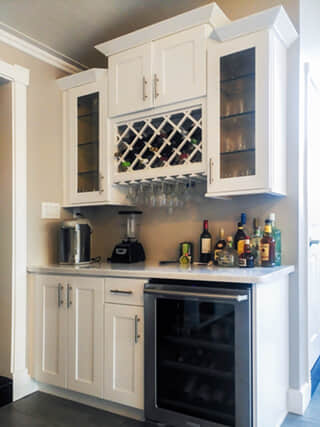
[
  {"left": 0, "top": 392, "right": 148, "bottom": 427},
  {"left": 1, "top": 388, "right": 320, "bottom": 427}
]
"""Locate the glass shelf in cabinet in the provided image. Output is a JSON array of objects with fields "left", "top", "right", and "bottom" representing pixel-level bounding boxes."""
[
  {"left": 78, "top": 111, "right": 98, "bottom": 119},
  {"left": 221, "top": 72, "right": 255, "bottom": 84},
  {"left": 78, "top": 140, "right": 98, "bottom": 147},
  {"left": 220, "top": 111, "right": 255, "bottom": 121},
  {"left": 78, "top": 170, "right": 98, "bottom": 176},
  {"left": 221, "top": 148, "right": 255, "bottom": 156}
]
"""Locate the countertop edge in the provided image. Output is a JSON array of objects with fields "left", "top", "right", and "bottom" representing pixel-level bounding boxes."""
[{"left": 27, "top": 264, "right": 295, "bottom": 284}]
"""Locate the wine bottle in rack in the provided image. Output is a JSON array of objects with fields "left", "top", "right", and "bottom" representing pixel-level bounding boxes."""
[{"left": 200, "top": 220, "right": 212, "bottom": 263}]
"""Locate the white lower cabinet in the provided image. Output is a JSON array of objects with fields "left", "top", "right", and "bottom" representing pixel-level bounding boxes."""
[
  {"left": 33, "top": 275, "right": 103, "bottom": 398},
  {"left": 34, "top": 276, "right": 66, "bottom": 388},
  {"left": 104, "top": 304, "right": 144, "bottom": 409}
]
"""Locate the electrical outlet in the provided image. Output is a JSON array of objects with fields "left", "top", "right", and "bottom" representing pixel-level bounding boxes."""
[{"left": 41, "top": 202, "right": 60, "bottom": 219}]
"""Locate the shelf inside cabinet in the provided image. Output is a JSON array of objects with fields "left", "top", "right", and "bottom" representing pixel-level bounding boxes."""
[
  {"left": 163, "top": 336, "right": 234, "bottom": 353},
  {"left": 221, "top": 148, "right": 255, "bottom": 156},
  {"left": 221, "top": 111, "right": 255, "bottom": 121},
  {"left": 78, "top": 140, "right": 98, "bottom": 147},
  {"left": 221, "top": 72, "right": 255, "bottom": 84},
  {"left": 78, "top": 111, "right": 98, "bottom": 119},
  {"left": 78, "top": 170, "right": 98, "bottom": 176},
  {"left": 160, "top": 360, "right": 233, "bottom": 380}
]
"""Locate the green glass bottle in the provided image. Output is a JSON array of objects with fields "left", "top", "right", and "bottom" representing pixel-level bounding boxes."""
[{"left": 269, "top": 213, "right": 281, "bottom": 266}]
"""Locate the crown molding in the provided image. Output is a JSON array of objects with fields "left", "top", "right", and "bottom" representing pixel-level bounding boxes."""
[
  {"left": 95, "top": 2, "right": 230, "bottom": 57},
  {"left": 0, "top": 25, "right": 87, "bottom": 74},
  {"left": 211, "top": 6, "right": 298, "bottom": 48}
]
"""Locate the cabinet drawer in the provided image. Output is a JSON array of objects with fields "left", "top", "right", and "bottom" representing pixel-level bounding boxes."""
[{"left": 104, "top": 278, "right": 145, "bottom": 306}]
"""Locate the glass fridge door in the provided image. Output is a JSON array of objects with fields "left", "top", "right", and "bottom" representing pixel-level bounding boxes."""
[
  {"left": 220, "top": 48, "right": 255, "bottom": 181},
  {"left": 156, "top": 297, "right": 236, "bottom": 426}
]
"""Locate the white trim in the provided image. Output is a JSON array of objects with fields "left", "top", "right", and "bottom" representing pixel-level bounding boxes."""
[
  {"left": 12, "top": 369, "right": 38, "bottom": 401},
  {"left": 57, "top": 68, "right": 107, "bottom": 91},
  {"left": 0, "top": 58, "right": 35, "bottom": 400},
  {"left": 0, "top": 26, "right": 85, "bottom": 74},
  {"left": 287, "top": 382, "right": 311, "bottom": 415},
  {"left": 211, "top": 6, "right": 298, "bottom": 48},
  {"left": 95, "top": 3, "right": 230, "bottom": 57}
]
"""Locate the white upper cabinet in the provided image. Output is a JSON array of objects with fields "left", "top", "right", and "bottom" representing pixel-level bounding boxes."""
[
  {"left": 97, "top": 3, "right": 230, "bottom": 118},
  {"left": 206, "top": 6, "right": 298, "bottom": 197},
  {"left": 109, "top": 44, "right": 152, "bottom": 117},
  {"left": 108, "top": 28, "right": 207, "bottom": 117},
  {"left": 57, "top": 69, "right": 128, "bottom": 207},
  {"left": 153, "top": 27, "right": 207, "bottom": 107}
]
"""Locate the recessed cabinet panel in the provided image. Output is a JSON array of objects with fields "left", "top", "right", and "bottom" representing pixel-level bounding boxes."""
[
  {"left": 34, "top": 276, "right": 66, "bottom": 388},
  {"left": 68, "top": 278, "right": 103, "bottom": 398},
  {"left": 104, "top": 304, "right": 144, "bottom": 409},
  {"left": 109, "top": 44, "right": 152, "bottom": 117},
  {"left": 153, "top": 27, "right": 206, "bottom": 107}
]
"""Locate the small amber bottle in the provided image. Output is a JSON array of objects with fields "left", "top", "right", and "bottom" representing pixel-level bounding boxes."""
[{"left": 260, "top": 220, "right": 276, "bottom": 267}]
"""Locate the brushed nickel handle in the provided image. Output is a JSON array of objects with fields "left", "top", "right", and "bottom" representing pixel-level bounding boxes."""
[
  {"left": 209, "top": 158, "right": 213, "bottom": 184},
  {"left": 142, "top": 76, "right": 148, "bottom": 101},
  {"left": 99, "top": 174, "right": 104, "bottom": 194},
  {"left": 67, "top": 284, "right": 72, "bottom": 308},
  {"left": 144, "top": 288, "right": 248, "bottom": 302},
  {"left": 134, "top": 315, "right": 141, "bottom": 343},
  {"left": 58, "top": 283, "right": 64, "bottom": 307},
  {"left": 154, "top": 73, "right": 159, "bottom": 99},
  {"left": 110, "top": 289, "right": 133, "bottom": 295}
]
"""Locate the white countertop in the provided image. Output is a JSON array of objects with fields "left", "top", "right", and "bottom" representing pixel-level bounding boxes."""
[{"left": 27, "top": 262, "right": 295, "bottom": 284}]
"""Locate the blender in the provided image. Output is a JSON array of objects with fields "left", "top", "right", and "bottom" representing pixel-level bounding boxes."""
[{"left": 110, "top": 211, "right": 146, "bottom": 263}]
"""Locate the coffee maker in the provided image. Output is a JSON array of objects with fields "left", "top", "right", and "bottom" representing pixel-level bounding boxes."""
[
  {"left": 58, "top": 216, "right": 92, "bottom": 264},
  {"left": 111, "top": 211, "right": 145, "bottom": 263}
]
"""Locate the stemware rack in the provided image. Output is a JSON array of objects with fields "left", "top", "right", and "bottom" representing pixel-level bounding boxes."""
[{"left": 113, "top": 104, "right": 205, "bottom": 184}]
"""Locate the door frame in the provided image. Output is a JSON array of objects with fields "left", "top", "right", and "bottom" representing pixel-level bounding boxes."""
[{"left": 0, "top": 58, "right": 35, "bottom": 400}]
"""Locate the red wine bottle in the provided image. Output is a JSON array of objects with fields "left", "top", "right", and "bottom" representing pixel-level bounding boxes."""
[{"left": 200, "top": 220, "right": 212, "bottom": 263}]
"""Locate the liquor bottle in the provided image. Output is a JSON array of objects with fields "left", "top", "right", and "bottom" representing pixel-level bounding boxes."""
[
  {"left": 239, "top": 237, "right": 255, "bottom": 268},
  {"left": 214, "top": 228, "right": 227, "bottom": 264},
  {"left": 200, "top": 220, "right": 212, "bottom": 263},
  {"left": 241, "top": 212, "right": 249, "bottom": 237},
  {"left": 260, "top": 220, "right": 276, "bottom": 267},
  {"left": 234, "top": 222, "right": 246, "bottom": 256},
  {"left": 251, "top": 218, "right": 262, "bottom": 266},
  {"left": 217, "top": 236, "right": 238, "bottom": 267},
  {"left": 269, "top": 213, "right": 281, "bottom": 266}
]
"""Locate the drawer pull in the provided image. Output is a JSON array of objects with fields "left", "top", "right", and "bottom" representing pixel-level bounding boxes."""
[
  {"left": 135, "top": 315, "right": 141, "bottom": 343},
  {"left": 110, "top": 289, "right": 133, "bottom": 295},
  {"left": 58, "top": 283, "right": 64, "bottom": 307}
]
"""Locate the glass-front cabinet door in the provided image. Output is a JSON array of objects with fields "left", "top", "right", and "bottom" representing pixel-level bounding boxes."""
[
  {"left": 68, "top": 81, "right": 106, "bottom": 205},
  {"left": 207, "top": 32, "right": 269, "bottom": 196}
]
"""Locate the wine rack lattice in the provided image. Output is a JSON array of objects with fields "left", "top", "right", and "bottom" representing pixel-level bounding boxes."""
[{"left": 114, "top": 106, "right": 203, "bottom": 174}]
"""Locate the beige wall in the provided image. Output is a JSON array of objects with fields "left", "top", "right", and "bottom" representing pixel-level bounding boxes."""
[
  {"left": 0, "top": 81, "right": 12, "bottom": 377},
  {"left": 0, "top": 41, "right": 69, "bottom": 266}
]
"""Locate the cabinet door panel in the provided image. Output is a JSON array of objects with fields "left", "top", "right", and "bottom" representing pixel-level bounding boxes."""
[
  {"left": 104, "top": 304, "right": 144, "bottom": 409},
  {"left": 109, "top": 44, "right": 152, "bottom": 117},
  {"left": 67, "top": 277, "right": 103, "bottom": 397},
  {"left": 207, "top": 32, "right": 269, "bottom": 196},
  {"left": 34, "top": 276, "right": 66, "bottom": 388},
  {"left": 153, "top": 27, "right": 206, "bottom": 107}
]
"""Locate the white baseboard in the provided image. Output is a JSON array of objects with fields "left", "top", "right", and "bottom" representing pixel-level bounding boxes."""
[
  {"left": 12, "top": 369, "right": 38, "bottom": 401},
  {"left": 287, "top": 382, "right": 311, "bottom": 415},
  {"left": 38, "top": 383, "right": 144, "bottom": 421}
]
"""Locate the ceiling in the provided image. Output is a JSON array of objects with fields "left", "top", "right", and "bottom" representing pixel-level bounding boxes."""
[
  {"left": 0, "top": 0, "right": 298, "bottom": 69},
  {"left": 0, "top": 0, "right": 215, "bottom": 68}
]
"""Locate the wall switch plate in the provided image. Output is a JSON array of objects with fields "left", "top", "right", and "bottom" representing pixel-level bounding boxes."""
[{"left": 41, "top": 202, "right": 61, "bottom": 219}]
